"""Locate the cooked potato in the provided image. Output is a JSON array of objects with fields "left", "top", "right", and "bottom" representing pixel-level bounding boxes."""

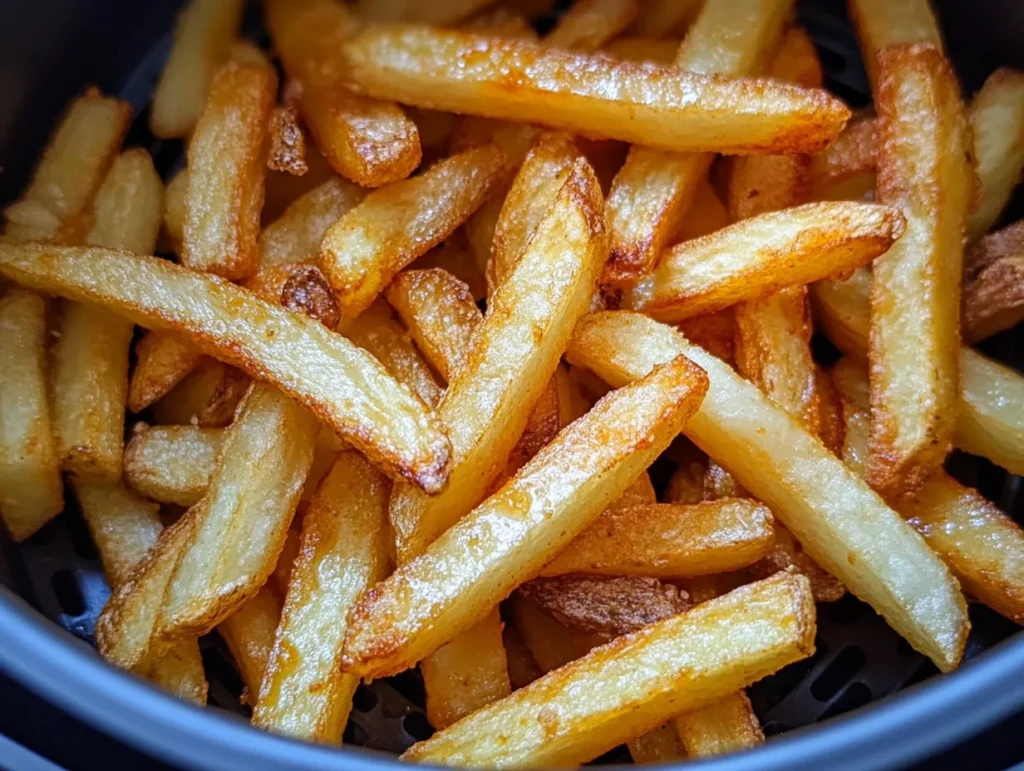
[
  {"left": 809, "top": 114, "right": 877, "bottom": 199},
  {"left": 357, "top": 0, "right": 496, "bottom": 23},
  {"left": 217, "top": 586, "right": 283, "bottom": 705},
  {"left": 412, "top": 241, "right": 488, "bottom": 302},
  {"left": 627, "top": 724, "right": 686, "bottom": 764},
  {"left": 849, "top": 0, "right": 943, "bottom": 90},
  {"left": 124, "top": 425, "right": 222, "bottom": 506},
  {"left": 267, "top": 103, "right": 307, "bottom": 176},
  {"left": 963, "top": 219, "right": 1024, "bottom": 341},
  {"left": 626, "top": 0, "right": 702, "bottom": 37},
  {"left": 544, "top": 0, "right": 638, "bottom": 52},
  {"left": 603, "top": 36, "right": 680, "bottom": 65},
  {"left": 128, "top": 332, "right": 205, "bottom": 413},
  {"left": 674, "top": 691, "right": 764, "bottom": 758},
  {"left": 151, "top": 359, "right": 249, "bottom": 428}
]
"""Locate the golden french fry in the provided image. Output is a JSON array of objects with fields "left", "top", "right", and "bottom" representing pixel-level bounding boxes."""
[
  {"left": 665, "top": 458, "right": 706, "bottom": 505},
  {"left": 149, "top": 0, "right": 243, "bottom": 138},
  {"left": 152, "top": 359, "right": 249, "bottom": 428},
  {"left": 0, "top": 244, "right": 453, "bottom": 492},
  {"left": 567, "top": 311, "right": 969, "bottom": 671},
  {"left": 603, "top": 36, "right": 680, "bottom": 65},
  {"left": 128, "top": 332, "right": 205, "bottom": 414},
  {"left": 541, "top": 500, "right": 774, "bottom": 579},
  {"left": 357, "top": 0, "right": 497, "bottom": 23},
  {"left": 462, "top": 7, "right": 536, "bottom": 37},
  {"left": 622, "top": 201, "right": 905, "bottom": 322},
  {"left": 412, "top": 241, "right": 488, "bottom": 303},
  {"left": 344, "top": 355, "right": 709, "bottom": 678},
  {"left": 253, "top": 452, "right": 390, "bottom": 742},
  {"left": 271, "top": 528, "right": 301, "bottom": 596},
  {"left": 182, "top": 55, "right": 276, "bottom": 280},
  {"left": 602, "top": 0, "right": 793, "bottom": 286},
  {"left": 320, "top": 144, "right": 506, "bottom": 318},
  {"left": 963, "top": 219, "right": 1024, "bottom": 342},
  {"left": 246, "top": 263, "right": 341, "bottom": 330},
  {"left": 703, "top": 462, "right": 745, "bottom": 500},
  {"left": 849, "top": 0, "right": 943, "bottom": 90},
  {"left": 628, "top": 724, "right": 686, "bottom": 764},
  {"left": 267, "top": 104, "right": 307, "bottom": 176},
  {"left": 747, "top": 526, "right": 846, "bottom": 603},
  {"left": 162, "top": 169, "right": 188, "bottom": 252},
  {"left": 340, "top": 25, "right": 849, "bottom": 156},
  {"left": 627, "top": 0, "right": 702, "bottom": 37},
  {"left": 814, "top": 364, "right": 847, "bottom": 457},
  {"left": 868, "top": 44, "right": 975, "bottom": 497},
  {"left": 511, "top": 595, "right": 607, "bottom": 674},
  {"left": 676, "top": 310, "right": 735, "bottom": 363},
  {"left": 263, "top": 144, "right": 338, "bottom": 224},
  {"left": 217, "top": 585, "right": 283, "bottom": 705},
  {"left": 266, "top": 0, "right": 421, "bottom": 188},
  {"left": 674, "top": 691, "right": 764, "bottom": 758},
  {"left": 503, "top": 624, "right": 542, "bottom": 690},
  {"left": 124, "top": 424, "right": 222, "bottom": 506},
  {"left": 403, "top": 573, "right": 814, "bottom": 768},
  {"left": 388, "top": 158, "right": 608, "bottom": 563},
  {"left": 544, "top": 0, "right": 638, "bottom": 52},
  {"left": 809, "top": 114, "right": 877, "bottom": 199},
  {"left": 0, "top": 291, "right": 62, "bottom": 540}
]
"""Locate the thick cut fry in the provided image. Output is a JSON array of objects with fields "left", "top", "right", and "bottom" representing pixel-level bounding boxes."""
[
  {"left": 628, "top": 0, "right": 703, "bottom": 37},
  {"left": 150, "top": 0, "right": 243, "bottom": 138},
  {"left": 268, "top": 104, "right": 307, "bottom": 176},
  {"left": 266, "top": 0, "right": 421, "bottom": 188},
  {"left": 674, "top": 691, "right": 764, "bottom": 758},
  {"left": 665, "top": 459, "right": 706, "bottom": 505},
  {"left": 849, "top": 0, "right": 942, "bottom": 90},
  {"left": 218, "top": 586, "right": 283, "bottom": 704},
  {"left": 622, "top": 201, "right": 905, "bottom": 322},
  {"left": 357, "top": 0, "right": 497, "bottom": 23},
  {"left": 963, "top": 219, "right": 1024, "bottom": 342},
  {"left": 403, "top": 573, "right": 814, "bottom": 768},
  {"left": 340, "top": 26, "right": 849, "bottom": 156},
  {"left": 389, "top": 160, "right": 607, "bottom": 562},
  {"left": 541, "top": 500, "right": 774, "bottom": 579},
  {"left": 157, "top": 385, "right": 317, "bottom": 638},
  {"left": 868, "top": 45, "right": 974, "bottom": 497},
  {"left": 337, "top": 300, "right": 443, "bottom": 408},
  {"left": 413, "top": 241, "right": 488, "bottom": 302},
  {"left": 603, "top": 36, "right": 680, "bottom": 65},
  {"left": 0, "top": 244, "right": 453, "bottom": 492},
  {"left": 320, "top": 144, "right": 506, "bottom": 318},
  {"left": 73, "top": 481, "right": 207, "bottom": 705},
  {"left": 628, "top": 724, "right": 687, "bottom": 764},
  {"left": 246, "top": 263, "right": 341, "bottom": 330},
  {"left": 966, "top": 70, "right": 1024, "bottom": 241},
  {"left": 259, "top": 178, "right": 366, "bottom": 269},
  {"left": 567, "top": 312, "right": 968, "bottom": 671},
  {"left": 344, "top": 355, "right": 708, "bottom": 678},
  {"left": 271, "top": 529, "right": 301, "bottom": 595},
  {"left": 544, "top": 0, "right": 638, "bottom": 52},
  {"left": 151, "top": 359, "right": 249, "bottom": 428},
  {"left": 809, "top": 114, "right": 877, "bottom": 198},
  {"left": 128, "top": 332, "right": 204, "bottom": 413},
  {"left": 519, "top": 575, "right": 690, "bottom": 637},
  {"left": 124, "top": 425, "right": 222, "bottom": 506},
  {"left": 511, "top": 596, "right": 607, "bottom": 673},
  {"left": 253, "top": 452, "right": 389, "bottom": 743},
  {"left": 814, "top": 364, "right": 847, "bottom": 457},
  {"left": 182, "top": 56, "right": 276, "bottom": 280},
  {"left": 162, "top": 169, "right": 188, "bottom": 252},
  {"left": 0, "top": 291, "right": 62, "bottom": 540},
  {"left": 602, "top": 0, "right": 793, "bottom": 285},
  {"left": 263, "top": 145, "right": 337, "bottom": 224},
  {"left": 676, "top": 310, "right": 735, "bottom": 363},
  {"left": 748, "top": 526, "right": 846, "bottom": 603}
]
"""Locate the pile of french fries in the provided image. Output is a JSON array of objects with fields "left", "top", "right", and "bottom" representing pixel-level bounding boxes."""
[{"left": 3, "top": 0, "right": 1024, "bottom": 765}]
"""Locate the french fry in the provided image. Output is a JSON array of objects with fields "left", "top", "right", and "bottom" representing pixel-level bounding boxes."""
[
  {"left": 72, "top": 481, "right": 207, "bottom": 705},
  {"left": 152, "top": 359, "right": 249, "bottom": 428},
  {"left": 412, "top": 241, "right": 488, "bottom": 302},
  {"left": 0, "top": 244, "right": 453, "bottom": 492},
  {"left": 628, "top": 0, "right": 703, "bottom": 37},
  {"left": 674, "top": 691, "right": 764, "bottom": 758},
  {"left": 403, "top": 572, "right": 814, "bottom": 768},
  {"left": 128, "top": 332, "right": 205, "bottom": 414},
  {"left": 266, "top": 0, "right": 421, "bottom": 188},
  {"left": 541, "top": 500, "right": 774, "bottom": 579},
  {"left": 182, "top": 54, "right": 276, "bottom": 280},
  {"left": 665, "top": 459, "right": 706, "bottom": 505},
  {"left": 628, "top": 724, "right": 687, "bottom": 764},
  {"left": 357, "top": 0, "right": 497, "bottom": 24},
  {"left": 462, "top": 7, "right": 535, "bottom": 37},
  {"left": 849, "top": 0, "right": 943, "bottom": 90},
  {"left": 253, "top": 452, "right": 390, "bottom": 743},
  {"left": 603, "top": 36, "right": 680, "bottom": 65},
  {"left": 0, "top": 291, "right": 62, "bottom": 540},
  {"left": 567, "top": 311, "right": 969, "bottom": 671},
  {"left": 149, "top": 0, "right": 244, "bottom": 138},
  {"left": 271, "top": 528, "right": 301, "bottom": 596},
  {"left": 747, "top": 527, "right": 846, "bottom": 603},
  {"left": 963, "top": 219, "right": 1024, "bottom": 342},
  {"left": 814, "top": 364, "right": 847, "bottom": 457},
  {"left": 602, "top": 0, "right": 793, "bottom": 285},
  {"left": 162, "top": 169, "right": 188, "bottom": 252},
  {"left": 544, "top": 0, "right": 638, "bottom": 52},
  {"left": 320, "top": 144, "right": 506, "bottom": 318},
  {"left": 676, "top": 310, "right": 735, "bottom": 363},
  {"left": 343, "top": 355, "right": 708, "bottom": 678},
  {"left": 263, "top": 144, "right": 337, "bottom": 224},
  {"left": 217, "top": 585, "right": 283, "bottom": 705},
  {"left": 703, "top": 463, "right": 745, "bottom": 500},
  {"left": 554, "top": 363, "right": 592, "bottom": 426},
  {"left": 622, "top": 201, "right": 905, "bottom": 322},
  {"left": 868, "top": 45, "right": 975, "bottom": 497},
  {"left": 339, "top": 25, "right": 849, "bottom": 155},
  {"left": 503, "top": 625, "right": 542, "bottom": 690},
  {"left": 267, "top": 103, "right": 308, "bottom": 176},
  {"left": 53, "top": 150, "right": 163, "bottom": 481},
  {"left": 518, "top": 575, "right": 690, "bottom": 637},
  {"left": 511, "top": 595, "right": 608, "bottom": 673},
  {"left": 246, "top": 264, "right": 341, "bottom": 330},
  {"left": 388, "top": 159, "right": 608, "bottom": 563},
  {"left": 809, "top": 114, "right": 877, "bottom": 200},
  {"left": 124, "top": 425, "right": 222, "bottom": 506}
]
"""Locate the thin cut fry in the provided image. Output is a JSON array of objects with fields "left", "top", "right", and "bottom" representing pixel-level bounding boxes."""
[
  {"left": 150, "top": 0, "right": 244, "bottom": 138},
  {"left": 567, "top": 311, "right": 968, "bottom": 671},
  {"left": 544, "top": 0, "right": 638, "bottom": 52},
  {"left": 343, "top": 355, "right": 708, "bottom": 678},
  {"left": 622, "top": 201, "right": 905, "bottom": 322},
  {"left": 217, "top": 586, "right": 283, "bottom": 705},
  {"left": 0, "top": 243, "right": 453, "bottom": 492},
  {"left": 320, "top": 144, "right": 506, "bottom": 318},
  {"left": 266, "top": 0, "right": 421, "bottom": 188},
  {"left": 849, "top": 0, "right": 942, "bottom": 90},
  {"left": 868, "top": 45, "right": 975, "bottom": 497},
  {"left": 124, "top": 425, "right": 222, "bottom": 506},
  {"left": 674, "top": 691, "right": 764, "bottom": 758},
  {"left": 403, "top": 573, "right": 814, "bottom": 768},
  {"left": 963, "top": 219, "right": 1024, "bottom": 342}
]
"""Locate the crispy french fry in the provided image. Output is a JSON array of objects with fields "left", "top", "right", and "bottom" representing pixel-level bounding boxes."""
[
  {"left": 124, "top": 425, "right": 222, "bottom": 506},
  {"left": 667, "top": 181, "right": 728, "bottom": 245},
  {"left": 628, "top": 724, "right": 687, "bottom": 764},
  {"left": 849, "top": 0, "right": 943, "bottom": 90},
  {"left": 263, "top": 144, "right": 337, "bottom": 224},
  {"left": 674, "top": 691, "right": 764, "bottom": 758},
  {"left": 511, "top": 595, "right": 607, "bottom": 673},
  {"left": 603, "top": 36, "right": 680, "bottom": 65},
  {"left": 963, "top": 219, "right": 1024, "bottom": 342},
  {"left": 868, "top": 45, "right": 975, "bottom": 497},
  {"left": 541, "top": 500, "right": 774, "bottom": 579},
  {"left": 253, "top": 452, "right": 389, "bottom": 742},
  {"left": 413, "top": 241, "right": 488, "bottom": 302},
  {"left": 809, "top": 114, "right": 877, "bottom": 199},
  {"left": 152, "top": 359, "right": 249, "bottom": 428},
  {"left": 340, "top": 25, "right": 849, "bottom": 156},
  {"left": 357, "top": 0, "right": 497, "bottom": 23},
  {"left": 676, "top": 310, "right": 735, "bottom": 363},
  {"left": 567, "top": 311, "right": 968, "bottom": 671},
  {"left": 747, "top": 526, "right": 846, "bottom": 603},
  {"left": 0, "top": 244, "right": 453, "bottom": 492},
  {"left": 544, "top": 0, "right": 638, "bottom": 52},
  {"left": 246, "top": 263, "right": 341, "bottom": 330},
  {"left": 268, "top": 104, "right": 307, "bottom": 176},
  {"left": 703, "top": 463, "right": 745, "bottom": 500},
  {"left": 128, "top": 332, "right": 205, "bottom": 414},
  {"left": 320, "top": 144, "right": 506, "bottom": 318},
  {"left": 266, "top": 0, "right": 421, "bottom": 188},
  {"left": 602, "top": 0, "right": 793, "bottom": 285},
  {"left": 519, "top": 575, "right": 690, "bottom": 637},
  {"left": 0, "top": 291, "right": 62, "bottom": 540},
  {"left": 462, "top": 7, "right": 535, "bottom": 37},
  {"left": 271, "top": 528, "right": 301, "bottom": 596},
  {"left": 622, "top": 201, "right": 905, "bottom": 322},
  {"left": 554, "top": 363, "right": 592, "bottom": 426},
  {"left": 388, "top": 159, "right": 608, "bottom": 562},
  {"left": 217, "top": 585, "right": 283, "bottom": 705},
  {"left": 814, "top": 364, "right": 847, "bottom": 457},
  {"left": 629, "top": 0, "right": 703, "bottom": 37},
  {"left": 403, "top": 572, "right": 814, "bottom": 768},
  {"left": 967, "top": 70, "right": 1024, "bottom": 241},
  {"left": 182, "top": 55, "right": 276, "bottom": 280},
  {"left": 665, "top": 459, "right": 706, "bottom": 505},
  {"left": 503, "top": 624, "right": 542, "bottom": 690},
  {"left": 162, "top": 169, "right": 188, "bottom": 252},
  {"left": 149, "top": 0, "right": 243, "bottom": 138},
  {"left": 344, "top": 355, "right": 708, "bottom": 678}
]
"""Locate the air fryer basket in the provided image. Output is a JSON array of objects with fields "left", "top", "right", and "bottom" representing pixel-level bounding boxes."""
[{"left": 1, "top": 1, "right": 1024, "bottom": 769}]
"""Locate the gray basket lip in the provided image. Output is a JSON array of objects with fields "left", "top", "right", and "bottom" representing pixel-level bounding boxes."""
[{"left": 1, "top": 587, "right": 1022, "bottom": 771}]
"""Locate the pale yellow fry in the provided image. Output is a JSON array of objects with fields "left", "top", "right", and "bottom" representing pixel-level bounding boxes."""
[
  {"left": 128, "top": 331, "right": 205, "bottom": 413},
  {"left": 357, "top": 0, "right": 497, "bottom": 23},
  {"left": 162, "top": 169, "right": 188, "bottom": 252},
  {"left": 412, "top": 241, "right": 488, "bottom": 303},
  {"left": 674, "top": 691, "right": 764, "bottom": 758},
  {"left": 124, "top": 425, "right": 222, "bottom": 506},
  {"left": 86, "top": 149, "right": 165, "bottom": 255},
  {"left": 344, "top": 355, "right": 708, "bottom": 678},
  {"left": 0, "top": 244, "right": 453, "bottom": 492},
  {"left": 966, "top": 69, "right": 1024, "bottom": 241},
  {"left": 271, "top": 528, "right": 301, "bottom": 596},
  {"left": 567, "top": 311, "right": 968, "bottom": 671},
  {"left": 622, "top": 201, "right": 905, "bottom": 322},
  {"left": 809, "top": 114, "right": 877, "bottom": 197},
  {"left": 627, "top": 0, "right": 703, "bottom": 37},
  {"left": 320, "top": 144, "right": 506, "bottom": 318},
  {"left": 963, "top": 219, "right": 1024, "bottom": 342},
  {"left": 217, "top": 585, "right": 283, "bottom": 705},
  {"left": 151, "top": 359, "right": 248, "bottom": 429},
  {"left": 150, "top": 0, "right": 244, "bottom": 138},
  {"left": 628, "top": 724, "right": 687, "bottom": 764},
  {"left": 0, "top": 291, "right": 62, "bottom": 540},
  {"left": 603, "top": 36, "right": 680, "bottom": 65},
  {"left": 254, "top": 452, "right": 389, "bottom": 743},
  {"left": 868, "top": 44, "right": 974, "bottom": 497},
  {"left": 403, "top": 573, "right": 814, "bottom": 768},
  {"left": 544, "top": 0, "right": 638, "bottom": 52},
  {"left": 849, "top": 0, "right": 942, "bottom": 90}
]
